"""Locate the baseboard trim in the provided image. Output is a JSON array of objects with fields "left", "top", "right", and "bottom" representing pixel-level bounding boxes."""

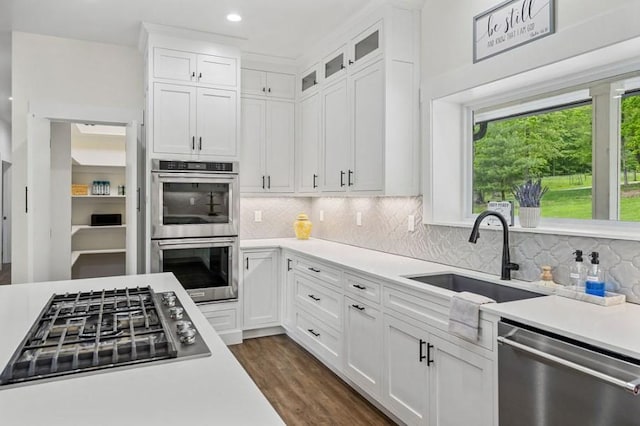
[
  {"left": 218, "top": 329, "right": 243, "bottom": 345},
  {"left": 243, "top": 326, "right": 286, "bottom": 340}
]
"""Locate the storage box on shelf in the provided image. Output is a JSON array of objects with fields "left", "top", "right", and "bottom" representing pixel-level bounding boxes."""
[{"left": 296, "top": 5, "right": 420, "bottom": 196}]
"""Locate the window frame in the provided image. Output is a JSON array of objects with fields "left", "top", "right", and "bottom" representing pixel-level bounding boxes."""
[{"left": 424, "top": 40, "right": 640, "bottom": 240}]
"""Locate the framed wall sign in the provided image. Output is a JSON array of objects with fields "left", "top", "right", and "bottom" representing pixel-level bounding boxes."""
[
  {"left": 486, "top": 201, "right": 514, "bottom": 227},
  {"left": 473, "top": 0, "right": 555, "bottom": 63}
]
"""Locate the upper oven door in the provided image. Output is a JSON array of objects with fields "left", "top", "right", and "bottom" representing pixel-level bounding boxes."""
[{"left": 151, "top": 172, "right": 239, "bottom": 239}]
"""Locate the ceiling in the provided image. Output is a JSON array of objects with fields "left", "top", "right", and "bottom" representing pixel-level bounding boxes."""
[{"left": 0, "top": 0, "right": 379, "bottom": 124}]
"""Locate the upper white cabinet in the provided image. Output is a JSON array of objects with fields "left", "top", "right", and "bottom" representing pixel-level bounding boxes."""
[
  {"left": 296, "top": 6, "right": 420, "bottom": 195},
  {"left": 154, "top": 48, "right": 237, "bottom": 87},
  {"left": 297, "top": 91, "right": 321, "bottom": 193},
  {"left": 240, "top": 97, "right": 295, "bottom": 193},
  {"left": 145, "top": 34, "right": 241, "bottom": 160},
  {"left": 153, "top": 83, "right": 237, "bottom": 157},
  {"left": 242, "top": 69, "right": 296, "bottom": 99}
]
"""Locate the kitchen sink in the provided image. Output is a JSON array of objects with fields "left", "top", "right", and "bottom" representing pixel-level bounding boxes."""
[{"left": 407, "top": 273, "right": 543, "bottom": 303}]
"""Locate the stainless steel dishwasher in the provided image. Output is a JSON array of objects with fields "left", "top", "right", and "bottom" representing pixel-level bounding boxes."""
[{"left": 498, "top": 320, "right": 640, "bottom": 426}]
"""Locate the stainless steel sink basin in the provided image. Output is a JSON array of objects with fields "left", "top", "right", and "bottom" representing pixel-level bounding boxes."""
[{"left": 407, "top": 273, "right": 543, "bottom": 303}]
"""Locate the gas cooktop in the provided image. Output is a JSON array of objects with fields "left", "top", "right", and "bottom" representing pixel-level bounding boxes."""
[{"left": 0, "top": 286, "right": 210, "bottom": 389}]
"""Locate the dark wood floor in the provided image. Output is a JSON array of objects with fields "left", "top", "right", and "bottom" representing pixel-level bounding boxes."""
[
  {"left": 229, "top": 335, "right": 395, "bottom": 426},
  {"left": 0, "top": 263, "right": 10, "bottom": 285}
]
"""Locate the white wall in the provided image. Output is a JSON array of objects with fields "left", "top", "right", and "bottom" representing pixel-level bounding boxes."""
[
  {"left": 11, "top": 32, "right": 143, "bottom": 283},
  {"left": 0, "top": 119, "right": 10, "bottom": 163},
  {"left": 421, "top": 0, "right": 640, "bottom": 98}
]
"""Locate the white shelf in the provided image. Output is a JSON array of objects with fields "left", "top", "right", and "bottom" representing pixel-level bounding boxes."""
[
  {"left": 71, "top": 249, "right": 126, "bottom": 267},
  {"left": 71, "top": 224, "right": 126, "bottom": 236}
]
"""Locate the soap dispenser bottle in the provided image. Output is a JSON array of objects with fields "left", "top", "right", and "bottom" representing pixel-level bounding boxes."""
[
  {"left": 585, "top": 252, "right": 605, "bottom": 297},
  {"left": 569, "top": 250, "right": 587, "bottom": 291}
]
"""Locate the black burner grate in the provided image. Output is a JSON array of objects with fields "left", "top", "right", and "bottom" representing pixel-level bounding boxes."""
[{"left": 0, "top": 287, "right": 178, "bottom": 386}]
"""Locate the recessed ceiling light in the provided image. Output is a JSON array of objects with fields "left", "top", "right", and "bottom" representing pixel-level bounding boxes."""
[{"left": 226, "top": 13, "right": 242, "bottom": 22}]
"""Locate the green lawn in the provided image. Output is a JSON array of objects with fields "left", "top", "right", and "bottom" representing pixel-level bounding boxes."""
[{"left": 474, "top": 175, "right": 640, "bottom": 222}]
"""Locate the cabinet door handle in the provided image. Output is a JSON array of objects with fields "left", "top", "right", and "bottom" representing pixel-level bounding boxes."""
[
  {"left": 268, "top": 88, "right": 271, "bottom": 93},
  {"left": 287, "top": 258, "right": 292, "bottom": 271},
  {"left": 246, "top": 258, "right": 249, "bottom": 270},
  {"left": 340, "top": 171, "right": 345, "bottom": 187},
  {"left": 192, "top": 136, "right": 195, "bottom": 150},
  {"left": 262, "top": 87, "right": 266, "bottom": 92},
  {"left": 348, "top": 59, "right": 354, "bottom": 65},
  {"left": 353, "top": 284, "right": 366, "bottom": 290},
  {"left": 308, "top": 267, "right": 321, "bottom": 273},
  {"left": 198, "top": 72, "right": 202, "bottom": 79},
  {"left": 25, "top": 186, "right": 28, "bottom": 213},
  {"left": 348, "top": 169, "right": 354, "bottom": 186},
  {"left": 313, "top": 80, "right": 318, "bottom": 85},
  {"left": 340, "top": 64, "right": 346, "bottom": 70},
  {"left": 262, "top": 176, "right": 265, "bottom": 190},
  {"left": 308, "top": 329, "right": 320, "bottom": 337},
  {"left": 419, "top": 339, "right": 427, "bottom": 362},
  {"left": 137, "top": 188, "right": 141, "bottom": 212},
  {"left": 199, "top": 137, "right": 202, "bottom": 150},
  {"left": 427, "top": 343, "right": 434, "bottom": 366},
  {"left": 313, "top": 174, "right": 318, "bottom": 189},
  {"left": 191, "top": 72, "right": 196, "bottom": 79},
  {"left": 308, "top": 294, "right": 321, "bottom": 302},
  {"left": 267, "top": 175, "right": 271, "bottom": 189},
  {"left": 351, "top": 304, "right": 365, "bottom": 311}
]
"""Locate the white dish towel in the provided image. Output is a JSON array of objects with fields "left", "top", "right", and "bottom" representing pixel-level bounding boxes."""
[{"left": 448, "top": 291, "right": 496, "bottom": 342}]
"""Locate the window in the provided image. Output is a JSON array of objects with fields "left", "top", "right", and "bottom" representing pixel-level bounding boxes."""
[{"left": 470, "top": 76, "right": 640, "bottom": 223}]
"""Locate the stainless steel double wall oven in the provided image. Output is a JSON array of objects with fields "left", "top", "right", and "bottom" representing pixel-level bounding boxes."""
[{"left": 151, "top": 160, "right": 239, "bottom": 303}]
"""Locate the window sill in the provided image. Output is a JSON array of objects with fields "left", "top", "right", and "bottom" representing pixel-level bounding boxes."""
[{"left": 427, "top": 219, "right": 640, "bottom": 242}]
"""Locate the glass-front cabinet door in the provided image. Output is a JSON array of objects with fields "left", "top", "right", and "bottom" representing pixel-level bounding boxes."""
[
  {"left": 351, "top": 22, "right": 382, "bottom": 67},
  {"left": 301, "top": 69, "right": 318, "bottom": 93},
  {"left": 324, "top": 46, "right": 347, "bottom": 82}
]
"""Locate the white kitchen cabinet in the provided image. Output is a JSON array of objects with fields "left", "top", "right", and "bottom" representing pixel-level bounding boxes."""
[
  {"left": 154, "top": 48, "right": 237, "bottom": 87},
  {"left": 240, "top": 98, "right": 294, "bottom": 193},
  {"left": 344, "top": 296, "right": 382, "bottom": 398},
  {"left": 349, "top": 21, "right": 382, "bottom": 72},
  {"left": 153, "top": 83, "right": 196, "bottom": 155},
  {"left": 282, "top": 255, "right": 296, "bottom": 332},
  {"left": 153, "top": 84, "right": 237, "bottom": 158},
  {"left": 300, "top": 64, "right": 320, "bottom": 98},
  {"left": 241, "top": 69, "right": 295, "bottom": 99},
  {"left": 349, "top": 59, "right": 384, "bottom": 192},
  {"left": 384, "top": 314, "right": 429, "bottom": 426},
  {"left": 297, "top": 91, "right": 321, "bottom": 193},
  {"left": 428, "top": 333, "right": 494, "bottom": 426},
  {"left": 242, "top": 250, "right": 280, "bottom": 330},
  {"left": 322, "top": 78, "right": 349, "bottom": 192},
  {"left": 323, "top": 46, "right": 348, "bottom": 84}
]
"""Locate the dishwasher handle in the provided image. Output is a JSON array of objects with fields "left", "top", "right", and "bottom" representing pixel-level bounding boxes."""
[{"left": 498, "top": 336, "right": 640, "bottom": 395}]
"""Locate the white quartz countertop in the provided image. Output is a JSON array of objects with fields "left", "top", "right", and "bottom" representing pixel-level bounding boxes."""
[
  {"left": 242, "top": 238, "right": 640, "bottom": 359},
  {"left": 0, "top": 273, "right": 283, "bottom": 426}
]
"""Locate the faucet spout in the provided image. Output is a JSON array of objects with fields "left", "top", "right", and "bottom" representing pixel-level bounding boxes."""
[{"left": 468, "top": 211, "right": 519, "bottom": 280}]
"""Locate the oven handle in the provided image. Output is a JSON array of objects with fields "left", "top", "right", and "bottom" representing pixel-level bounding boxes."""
[
  {"left": 155, "top": 173, "right": 237, "bottom": 180},
  {"left": 497, "top": 336, "right": 640, "bottom": 395},
  {"left": 156, "top": 238, "right": 236, "bottom": 247}
]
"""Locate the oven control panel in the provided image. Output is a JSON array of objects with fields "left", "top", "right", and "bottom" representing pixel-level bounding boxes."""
[{"left": 157, "top": 160, "right": 237, "bottom": 173}]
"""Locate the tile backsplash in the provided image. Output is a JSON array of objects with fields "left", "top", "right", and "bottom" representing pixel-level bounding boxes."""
[{"left": 242, "top": 196, "right": 640, "bottom": 304}]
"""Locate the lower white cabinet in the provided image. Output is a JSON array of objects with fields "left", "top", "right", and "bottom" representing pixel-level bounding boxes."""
[
  {"left": 344, "top": 296, "right": 382, "bottom": 398},
  {"left": 242, "top": 249, "right": 280, "bottom": 329},
  {"left": 384, "top": 314, "right": 430, "bottom": 425},
  {"left": 383, "top": 313, "right": 494, "bottom": 426},
  {"left": 428, "top": 333, "right": 494, "bottom": 426}
]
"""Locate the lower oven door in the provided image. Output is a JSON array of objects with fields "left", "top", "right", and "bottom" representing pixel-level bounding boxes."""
[{"left": 151, "top": 237, "right": 238, "bottom": 303}]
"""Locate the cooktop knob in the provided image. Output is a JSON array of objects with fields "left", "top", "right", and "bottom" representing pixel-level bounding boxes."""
[
  {"left": 179, "top": 328, "right": 197, "bottom": 345},
  {"left": 163, "top": 294, "right": 177, "bottom": 307},
  {"left": 175, "top": 320, "right": 193, "bottom": 332},
  {"left": 169, "top": 306, "right": 184, "bottom": 320}
]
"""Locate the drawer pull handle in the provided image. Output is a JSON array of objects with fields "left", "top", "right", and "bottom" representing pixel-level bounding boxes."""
[
  {"left": 308, "top": 294, "right": 321, "bottom": 302},
  {"left": 353, "top": 284, "right": 366, "bottom": 290},
  {"left": 308, "top": 329, "right": 320, "bottom": 337},
  {"left": 351, "top": 304, "right": 365, "bottom": 311},
  {"left": 308, "top": 267, "right": 321, "bottom": 273}
]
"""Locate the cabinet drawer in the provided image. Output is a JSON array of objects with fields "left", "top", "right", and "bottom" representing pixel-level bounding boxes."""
[
  {"left": 291, "top": 256, "right": 342, "bottom": 288},
  {"left": 344, "top": 272, "right": 381, "bottom": 304},
  {"left": 201, "top": 308, "right": 237, "bottom": 332},
  {"left": 294, "top": 274, "right": 342, "bottom": 330},
  {"left": 295, "top": 308, "right": 341, "bottom": 369},
  {"left": 383, "top": 287, "right": 493, "bottom": 351}
]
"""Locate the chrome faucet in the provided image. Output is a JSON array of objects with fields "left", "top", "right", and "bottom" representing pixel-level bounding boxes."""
[{"left": 468, "top": 211, "right": 519, "bottom": 280}]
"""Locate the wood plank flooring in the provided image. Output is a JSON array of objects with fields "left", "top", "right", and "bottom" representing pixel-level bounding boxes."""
[{"left": 229, "top": 335, "right": 395, "bottom": 426}]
